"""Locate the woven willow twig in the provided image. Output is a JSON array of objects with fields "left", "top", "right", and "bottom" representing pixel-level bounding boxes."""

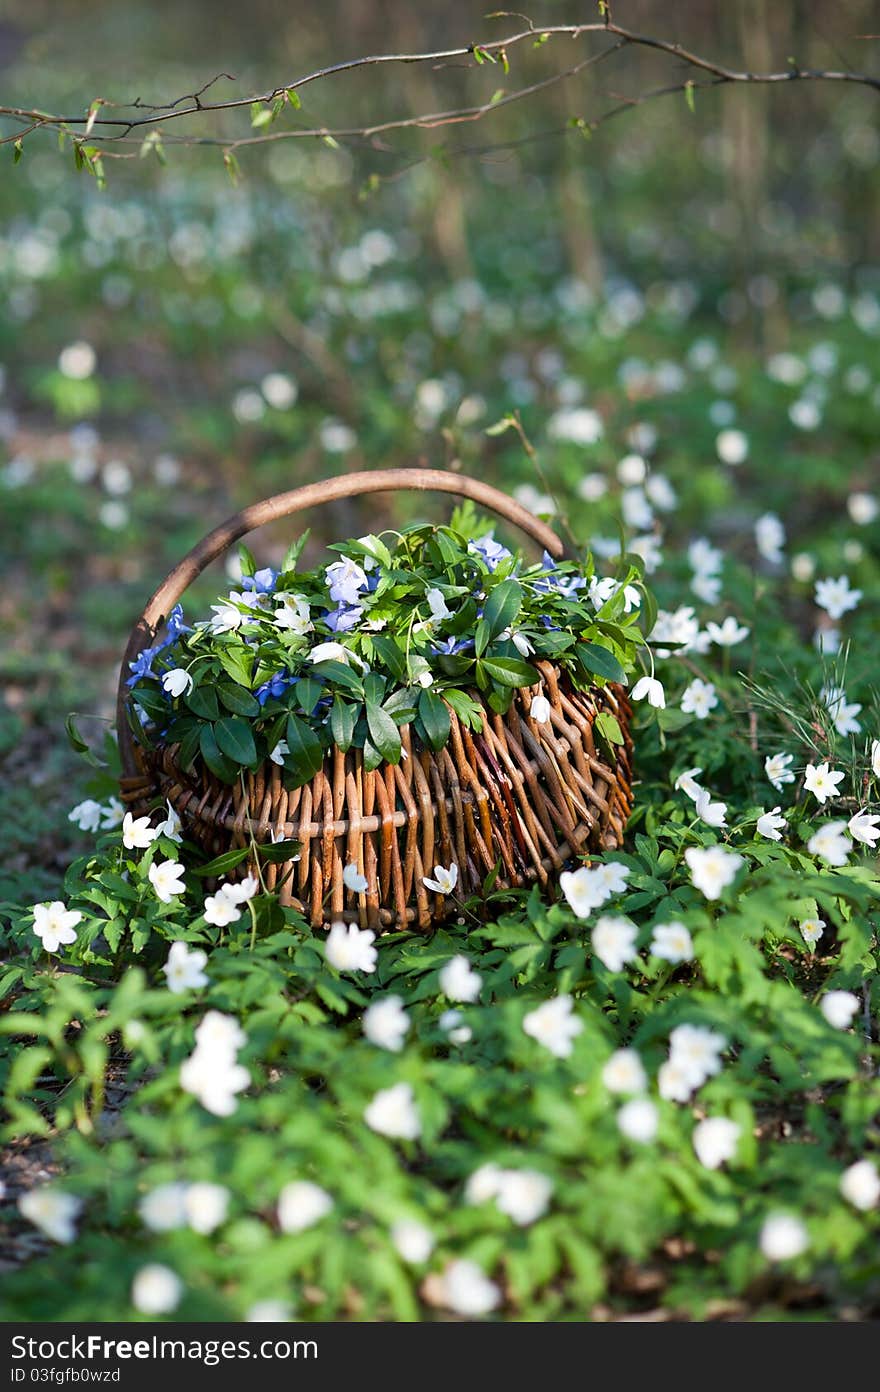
[{"left": 118, "top": 471, "right": 635, "bottom": 929}]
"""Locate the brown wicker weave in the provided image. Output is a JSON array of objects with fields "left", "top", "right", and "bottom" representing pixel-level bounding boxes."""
[{"left": 118, "top": 469, "right": 634, "bottom": 930}]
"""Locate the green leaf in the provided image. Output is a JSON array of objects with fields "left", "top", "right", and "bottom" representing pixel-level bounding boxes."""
[
  {"left": 370, "top": 634, "right": 408, "bottom": 683},
  {"left": 190, "top": 846, "right": 253, "bottom": 877},
  {"left": 199, "top": 724, "right": 236, "bottom": 782},
  {"left": 281, "top": 530, "right": 310, "bottom": 573},
  {"left": 215, "top": 716, "right": 258, "bottom": 767},
  {"left": 481, "top": 578, "right": 522, "bottom": 647},
  {"left": 366, "top": 702, "right": 402, "bottom": 763},
  {"left": 64, "top": 713, "right": 106, "bottom": 767},
  {"left": 477, "top": 655, "right": 540, "bottom": 687},
  {"left": 330, "top": 696, "right": 357, "bottom": 752},
  {"left": 363, "top": 672, "right": 388, "bottom": 707},
  {"left": 186, "top": 684, "right": 221, "bottom": 720},
  {"left": 575, "top": 642, "right": 627, "bottom": 685},
  {"left": 418, "top": 689, "right": 451, "bottom": 751},
  {"left": 216, "top": 645, "right": 255, "bottom": 688},
  {"left": 294, "top": 678, "right": 324, "bottom": 716},
  {"left": 255, "top": 838, "right": 301, "bottom": 863},
  {"left": 594, "top": 711, "right": 625, "bottom": 746},
  {"left": 311, "top": 660, "right": 364, "bottom": 695},
  {"left": 217, "top": 683, "right": 261, "bottom": 717},
  {"left": 286, "top": 713, "right": 324, "bottom": 782}
]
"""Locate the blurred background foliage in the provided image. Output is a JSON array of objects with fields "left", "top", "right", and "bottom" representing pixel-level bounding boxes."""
[{"left": 1, "top": 0, "right": 878, "bottom": 898}]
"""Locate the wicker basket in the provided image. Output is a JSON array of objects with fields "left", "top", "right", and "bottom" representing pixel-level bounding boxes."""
[{"left": 118, "top": 469, "right": 634, "bottom": 930}]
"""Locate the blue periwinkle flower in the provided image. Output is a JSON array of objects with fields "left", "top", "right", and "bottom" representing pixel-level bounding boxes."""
[
  {"left": 242, "top": 567, "right": 278, "bottom": 595},
  {"left": 469, "top": 535, "right": 512, "bottom": 572},
  {"left": 126, "top": 646, "right": 159, "bottom": 687}
]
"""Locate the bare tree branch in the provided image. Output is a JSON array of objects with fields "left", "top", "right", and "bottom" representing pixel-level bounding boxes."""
[{"left": 1, "top": 12, "right": 877, "bottom": 177}]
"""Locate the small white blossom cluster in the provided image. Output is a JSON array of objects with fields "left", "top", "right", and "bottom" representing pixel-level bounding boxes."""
[
  {"left": 203, "top": 874, "right": 259, "bottom": 926},
  {"left": 180, "top": 1011, "right": 249, "bottom": 1116},
  {"left": 559, "top": 860, "right": 631, "bottom": 918},
  {"left": 138, "top": 1180, "right": 229, "bottom": 1234},
  {"left": 466, "top": 1162, "right": 553, "bottom": 1226},
  {"left": 658, "top": 1024, "right": 727, "bottom": 1103}
]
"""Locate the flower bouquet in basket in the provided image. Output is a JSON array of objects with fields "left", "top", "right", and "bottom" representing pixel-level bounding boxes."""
[{"left": 120, "top": 471, "right": 651, "bottom": 930}]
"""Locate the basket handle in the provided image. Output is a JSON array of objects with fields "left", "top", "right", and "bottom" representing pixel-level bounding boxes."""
[{"left": 117, "top": 467, "right": 569, "bottom": 778}]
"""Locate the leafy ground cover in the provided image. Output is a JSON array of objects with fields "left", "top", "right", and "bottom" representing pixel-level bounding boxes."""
[{"left": 1, "top": 13, "right": 880, "bottom": 1318}]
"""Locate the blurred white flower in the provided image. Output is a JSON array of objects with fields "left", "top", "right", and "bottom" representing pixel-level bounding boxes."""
[
  {"left": 131, "top": 1265, "right": 182, "bottom": 1315},
  {"left": 602, "top": 1048, "right": 648, "bottom": 1095},
  {"left": 185, "top": 1181, "right": 230, "bottom": 1234},
  {"left": 319, "top": 419, "right": 357, "bottom": 452},
  {"left": 522, "top": 994, "right": 583, "bottom": 1058},
  {"left": 591, "top": 915, "right": 639, "bottom": 972},
  {"left": 439, "top": 1008, "right": 472, "bottom": 1045},
  {"left": 651, "top": 922, "right": 694, "bottom": 964},
  {"left": 848, "top": 811, "right": 880, "bottom": 847},
  {"left": 363, "top": 996, "right": 410, "bottom": 1052},
  {"left": 799, "top": 917, "right": 825, "bottom": 949},
  {"left": 760, "top": 1214, "right": 808, "bottom": 1262},
  {"left": 494, "top": 1170, "right": 553, "bottom": 1226},
  {"left": 325, "top": 921, "right": 377, "bottom": 974},
  {"left": 32, "top": 901, "right": 82, "bottom": 954},
  {"left": 789, "top": 398, "right": 821, "bottom": 431},
  {"left": 440, "top": 1259, "right": 500, "bottom": 1316},
  {"left": 756, "top": 807, "right": 786, "bottom": 842},
  {"left": 391, "top": 1219, "right": 434, "bottom": 1263},
  {"left": 18, "top": 1188, "right": 82, "bottom": 1244},
  {"left": 138, "top": 1182, "right": 189, "bottom": 1232},
  {"left": 247, "top": 1301, "right": 292, "bottom": 1322},
  {"left": 342, "top": 863, "right": 369, "bottom": 894},
  {"left": 277, "top": 1181, "right": 333, "bottom": 1233},
  {"left": 547, "top": 407, "right": 603, "bottom": 445},
  {"left": 59, "top": 340, "right": 96, "bottom": 379},
  {"left": 764, "top": 752, "right": 795, "bottom": 791},
  {"left": 100, "top": 798, "right": 125, "bottom": 830},
  {"left": 840, "top": 1159, "right": 880, "bottom": 1211},
  {"left": 807, "top": 821, "right": 852, "bottom": 867},
  {"left": 706, "top": 617, "right": 749, "bottom": 648},
  {"left": 162, "top": 941, "right": 208, "bottom": 993},
  {"left": 364, "top": 1082, "right": 421, "bottom": 1140},
  {"left": 261, "top": 372, "right": 298, "bottom": 410},
  {"left": 232, "top": 388, "right": 265, "bottom": 423},
  {"left": 815, "top": 575, "right": 861, "bottom": 620},
  {"left": 68, "top": 799, "right": 103, "bottom": 833},
  {"left": 668, "top": 1023, "right": 727, "bottom": 1089},
  {"left": 685, "top": 846, "right": 743, "bottom": 900},
  {"left": 692, "top": 1117, "right": 740, "bottom": 1170},
  {"left": 439, "top": 955, "right": 482, "bottom": 1003},
  {"left": 820, "top": 990, "right": 859, "bottom": 1030},
  {"left": 680, "top": 679, "right": 718, "bottom": 719},
  {"left": 847, "top": 492, "right": 878, "bottom": 526},
  {"left": 790, "top": 552, "right": 816, "bottom": 583},
  {"left": 715, "top": 429, "right": 748, "bottom": 465},
  {"left": 617, "top": 1098, "right": 659, "bottom": 1143},
  {"left": 754, "top": 513, "right": 785, "bottom": 564}
]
